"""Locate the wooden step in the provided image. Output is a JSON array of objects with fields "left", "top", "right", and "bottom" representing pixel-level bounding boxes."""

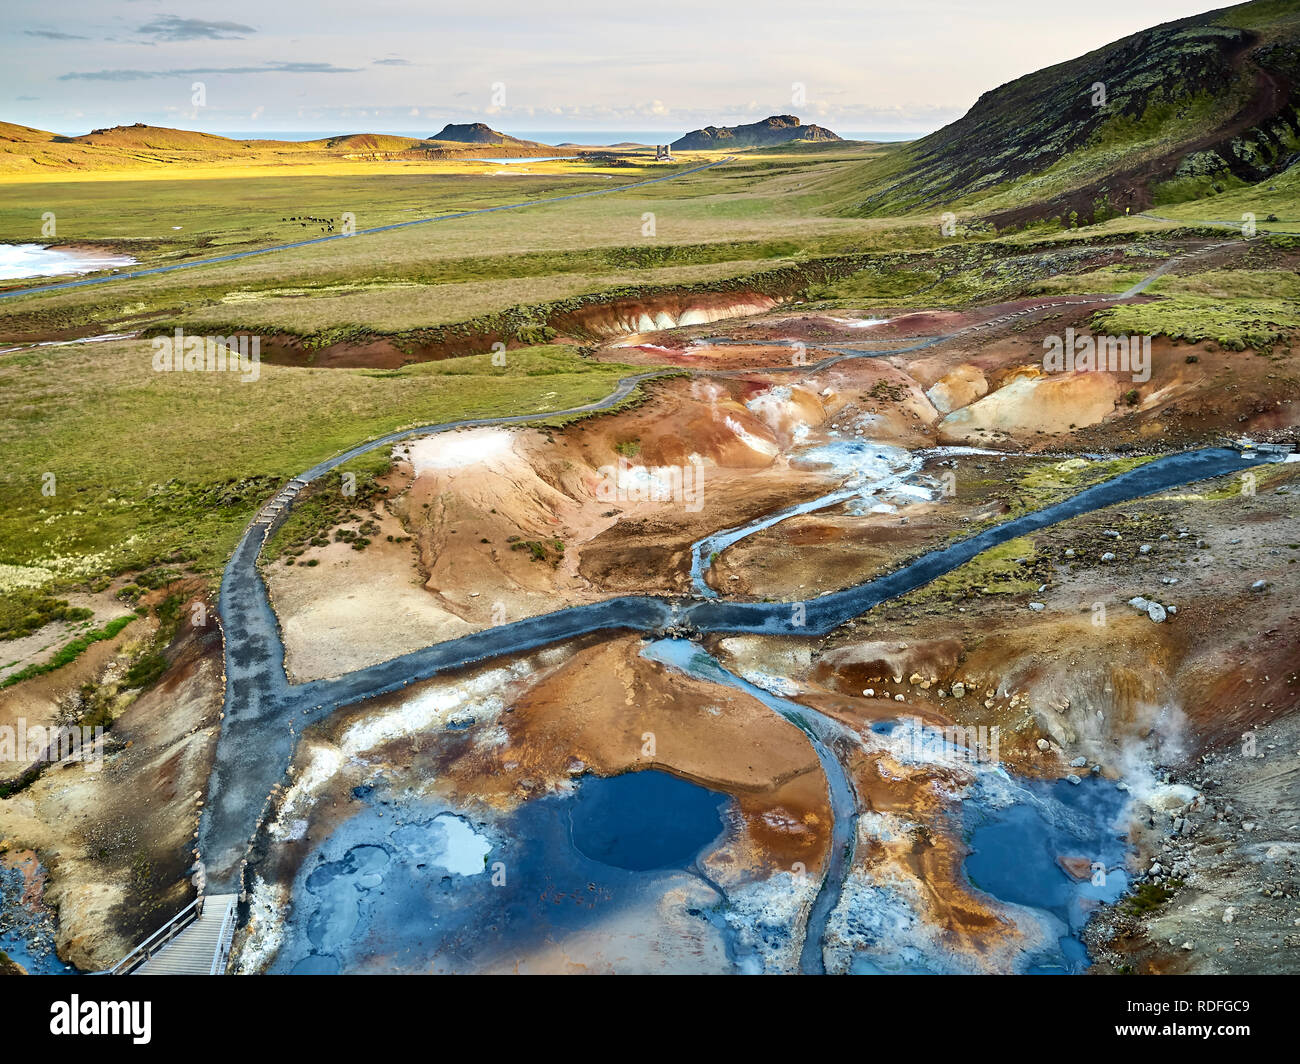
[{"left": 130, "top": 894, "right": 238, "bottom": 975}]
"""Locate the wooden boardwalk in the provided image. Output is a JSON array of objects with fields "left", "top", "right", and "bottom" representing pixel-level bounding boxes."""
[{"left": 106, "top": 894, "right": 238, "bottom": 975}]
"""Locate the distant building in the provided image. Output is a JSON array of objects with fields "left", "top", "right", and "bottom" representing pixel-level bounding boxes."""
[{"left": 655, "top": 144, "right": 673, "bottom": 161}]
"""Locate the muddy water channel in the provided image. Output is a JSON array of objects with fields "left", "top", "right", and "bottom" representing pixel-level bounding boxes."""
[
  {"left": 689, "top": 438, "right": 958, "bottom": 597},
  {"left": 641, "top": 638, "right": 859, "bottom": 974}
]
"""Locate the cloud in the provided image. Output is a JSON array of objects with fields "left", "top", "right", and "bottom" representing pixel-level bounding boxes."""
[
  {"left": 372, "top": 58, "right": 411, "bottom": 66},
  {"left": 137, "top": 16, "right": 255, "bottom": 41},
  {"left": 24, "top": 30, "right": 90, "bottom": 40},
  {"left": 59, "top": 62, "right": 361, "bottom": 81}
]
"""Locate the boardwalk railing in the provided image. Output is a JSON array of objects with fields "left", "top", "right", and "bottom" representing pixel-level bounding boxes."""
[
  {"left": 210, "top": 896, "right": 238, "bottom": 975},
  {"left": 101, "top": 897, "right": 206, "bottom": 975}
]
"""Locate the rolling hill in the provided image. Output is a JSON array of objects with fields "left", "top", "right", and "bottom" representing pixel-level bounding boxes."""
[
  {"left": 0, "top": 122, "right": 568, "bottom": 176},
  {"left": 845, "top": 0, "right": 1300, "bottom": 227}
]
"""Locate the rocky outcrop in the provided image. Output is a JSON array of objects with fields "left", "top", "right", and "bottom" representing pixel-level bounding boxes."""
[
  {"left": 428, "top": 122, "right": 523, "bottom": 145},
  {"left": 672, "top": 115, "right": 841, "bottom": 151}
]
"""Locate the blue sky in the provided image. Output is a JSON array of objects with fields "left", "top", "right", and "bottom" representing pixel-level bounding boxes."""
[{"left": 4, "top": 0, "right": 1220, "bottom": 135}]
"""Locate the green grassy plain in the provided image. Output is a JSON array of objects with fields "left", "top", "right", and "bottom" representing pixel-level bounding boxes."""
[
  {"left": 0, "top": 144, "right": 939, "bottom": 339},
  {"left": 0, "top": 340, "right": 634, "bottom": 593},
  {"left": 2, "top": 130, "right": 1297, "bottom": 608}
]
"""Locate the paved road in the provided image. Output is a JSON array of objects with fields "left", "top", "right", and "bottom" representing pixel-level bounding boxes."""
[
  {"left": 198, "top": 236, "right": 1259, "bottom": 892},
  {"left": 0, "top": 157, "right": 734, "bottom": 302}
]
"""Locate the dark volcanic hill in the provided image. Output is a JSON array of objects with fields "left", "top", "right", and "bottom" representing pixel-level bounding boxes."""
[
  {"left": 671, "top": 115, "right": 841, "bottom": 151},
  {"left": 429, "top": 122, "right": 524, "bottom": 145},
  {"left": 849, "top": 0, "right": 1300, "bottom": 227}
]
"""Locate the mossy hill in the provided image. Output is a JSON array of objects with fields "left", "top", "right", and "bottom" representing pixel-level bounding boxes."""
[{"left": 846, "top": 0, "right": 1300, "bottom": 227}]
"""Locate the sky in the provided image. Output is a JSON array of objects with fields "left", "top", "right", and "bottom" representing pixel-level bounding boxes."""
[{"left": 4, "top": 0, "right": 1223, "bottom": 136}]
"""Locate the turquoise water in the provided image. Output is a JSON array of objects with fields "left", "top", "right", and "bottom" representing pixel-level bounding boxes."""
[
  {"left": 0, "top": 860, "right": 75, "bottom": 974},
  {"left": 569, "top": 770, "right": 727, "bottom": 871},
  {"left": 272, "top": 770, "right": 729, "bottom": 973},
  {"left": 963, "top": 777, "right": 1130, "bottom": 974},
  {"left": 640, "top": 638, "right": 858, "bottom": 974},
  {"left": 641, "top": 638, "right": 1135, "bottom": 975}
]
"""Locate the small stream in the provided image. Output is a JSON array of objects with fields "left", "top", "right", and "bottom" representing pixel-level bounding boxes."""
[
  {"left": 691, "top": 439, "right": 926, "bottom": 597},
  {"left": 642, "top": 642, "right": 1136, "bottom": 974},
  {"left": 689, "top": 439, "right": 1006, "bottom": 597},
  {"left": 0, "top": 856, "right": 74, "bottom": 974},
  {"left": 641, "top": 637, "right": 859, "bottom": 974},
  {"left": 690, "top": 485, "right": 862, "bottom": 597}
]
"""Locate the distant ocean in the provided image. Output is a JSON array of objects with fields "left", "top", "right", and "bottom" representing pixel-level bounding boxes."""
[{"left": 211, "top": 129, "right": 925, "bottom": 145}]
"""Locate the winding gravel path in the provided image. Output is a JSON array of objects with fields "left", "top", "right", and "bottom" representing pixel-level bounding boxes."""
[{"left": 199, "top": 236, "right": 1265, "bottom": 909}]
